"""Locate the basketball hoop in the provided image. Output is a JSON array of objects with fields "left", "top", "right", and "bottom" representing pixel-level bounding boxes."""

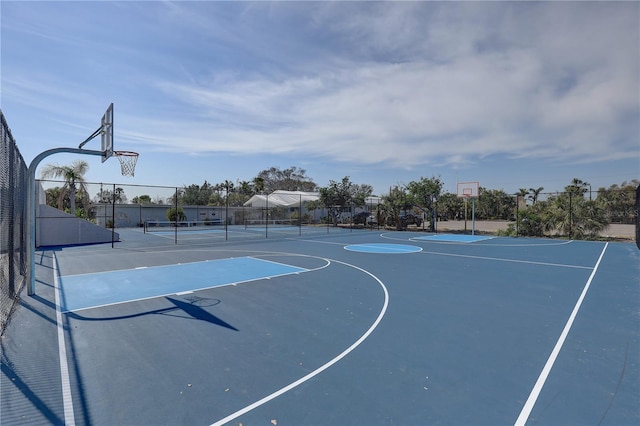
[{"left": 114, "top": 151, "right": 139, "bottom": 177}]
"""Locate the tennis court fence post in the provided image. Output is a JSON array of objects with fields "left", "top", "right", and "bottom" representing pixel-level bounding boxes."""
[
  {"left": 174, "top": 187, "right": 178, "bottom": 244},
  {"left": 635, "top": 185, "right": 640, "bottom": 249},
  {"left": 515, "top": 194, "right": 519, "bottom": 238},
  {"left": 111, "top": 183, "right": 116, "bottom": 248}
]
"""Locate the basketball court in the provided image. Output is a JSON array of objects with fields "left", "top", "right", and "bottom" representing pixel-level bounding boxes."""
[
  {"left": 2, "top": 226, "right": 638, "bottom": 425},
  {"left": 2, "top": 104, "right": 638, "bottom": 425}
]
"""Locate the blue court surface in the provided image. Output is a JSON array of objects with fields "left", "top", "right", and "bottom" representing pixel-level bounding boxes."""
[
  {"left": 415, "top": 233, "right": 495, "bottom": 242},
  {"left": 344, "top": 243, "right": 423, "bottom": 253},
  {"left": 2, "top": 228, "right": 639, "bottom": 425},
  {"left": 59, "top": 257, "right": 308, "bottom": 312}
]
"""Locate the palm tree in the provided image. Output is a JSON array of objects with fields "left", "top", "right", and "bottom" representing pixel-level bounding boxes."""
[
  {"left": 528, "top": 187, "right": 544, "bottom": 204},
  {"left": 252, "top": 176, "right": 265, "bottom": 194},
  {"left": 40, "top": 160, "right": 89, "bottom": 216},
  {"left": 566, "top": 178, "right": 589, "bottom": 198}
]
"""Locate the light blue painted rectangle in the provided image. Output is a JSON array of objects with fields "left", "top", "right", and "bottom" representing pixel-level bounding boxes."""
[{"left": 59, "top": 257, "right": 307, "bottom": 312}]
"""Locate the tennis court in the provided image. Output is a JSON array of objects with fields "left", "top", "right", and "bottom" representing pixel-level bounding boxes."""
[{"left": 2, "top": 228, "right": 638, "bottom": 425}]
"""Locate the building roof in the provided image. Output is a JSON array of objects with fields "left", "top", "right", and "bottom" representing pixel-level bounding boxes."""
[{"left": 243, "top": 190, "right": 320, "bottom": 208}]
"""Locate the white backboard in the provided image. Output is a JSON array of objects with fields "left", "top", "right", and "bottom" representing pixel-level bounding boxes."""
[
  {"left": 101, "top": 103, "right": 114, "bottom": 162},
  {"left": 457, "top": 181, "right": 479, "bottom": 198}
]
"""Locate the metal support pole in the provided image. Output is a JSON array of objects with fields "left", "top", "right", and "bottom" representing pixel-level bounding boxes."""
[
  {"left": 111, "top": 184, "right": 116, "bottom": 248},
  {"left": 265, "top": 193, "right": 269, "bottom": 239},
  {"left": 27, "top": 147, "right": 103, "bottom": 295},
  {"left": 472, "top": 197, "right": 476, "bottom": 236},
  {"left": 569, "top": 192, "right": 573, "bottom": 237},
  {"left": 225, "top": 184, "right": 229, "bottom": 241},
  {"left": 515, "top": 195, "right": 519, "bottom": 238},
  {"left": 174, "top": 187, "right": 178, "bottom": 244},
  {"left": 464, "top": 197, "right": 468, "bottom": 233}
]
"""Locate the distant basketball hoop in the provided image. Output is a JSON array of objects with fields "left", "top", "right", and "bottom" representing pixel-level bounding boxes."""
[
  {"left": 457, "top": 181, "right": 479, "bottom": 198},
  {"left": 456, "top": 181, "right": 480, "bottom": 235},
  {"left": 114, "top": 151, "right": 139, "bottom": 177}
]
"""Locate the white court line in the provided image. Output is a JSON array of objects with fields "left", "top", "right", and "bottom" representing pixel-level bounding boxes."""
[
  {"left": 210, "top": 258, "right": 389, "bottom": 426},
  {"left": 514, "top": 242, "right": 609, "bottom": 425},
  {"left": 421, "top": 250, "right": 593, "bottom": 270},
  {"left": 297, "top": 237, "right": 588, "bottom": 269},
  {"left": 382, "top": 232, "right": 575, "bottom": 247},
  {"left": 53, "top": 252, "right": 76, "bottom": 425}
]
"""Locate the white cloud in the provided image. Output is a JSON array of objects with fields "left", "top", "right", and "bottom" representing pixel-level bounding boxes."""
[
  {"left": 4, "top": 1, "right": 637, "bottom": 182},
  {"left": 146, "top": 56, "right": 631, "bottom": 167}
]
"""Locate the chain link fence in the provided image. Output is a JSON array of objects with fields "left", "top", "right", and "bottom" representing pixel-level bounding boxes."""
[
  {"left": 1, "top": 110, "right": 28, "bottom": 335},
  {"left": 34, "top": 179, "right": 639, "bottom": 243},
  {"left": 35, "top": 181, "right": 362, "bottom": 244}
]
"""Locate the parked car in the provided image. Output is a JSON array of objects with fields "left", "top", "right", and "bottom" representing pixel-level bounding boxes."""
[
  {"left": 352, "top": 211, "right": 370, "bottom": 224},
  {"left": 400, "top": 213, "right": 422, "bottom": 227},
  {"left": 366, "top": 215, "right": 378, "bottom": 226},
  {"left": 353, "top": 211, "right": 378, "bottom": 225}
]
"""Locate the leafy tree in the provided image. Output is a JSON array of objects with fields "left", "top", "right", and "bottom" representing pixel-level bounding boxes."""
[
  {"left": 114, "top": 187, "right": 127, "bottom": 204},
  {"left": 476, "top": 188, "right": 515, "bottom": 220},
  {"left": 380, "top": 185, "right": 413, "bottom": 230},
  {"left": 166, "top": 207, "right": 186, "bottom": 222},
  {"left": 227, "top": 192, "right": 250, "bottom": 207},
  {"left": 595, "top": 180, "right": 639, "bottom": 224},
  {"left": 229, "top": 180, "right": 253, "bottom": 206},
  {"left": 407, "top": 176, "right": 444, "bottom": 230},
  {"left": 208, "top": 180, "right": 249, "bottom": 206},
  {"left": 255, "top": 166, "right": 317, "bottom": 192},
  {"left": 305, "top": 199, "right": 324, "bottom": 221},
  {"left": 181, "top": 181, "right": 214, "bottom": 205},
  {"left": 437, "top": 192, "right": 464, "bottom": 220},
  {"left": 319, "top": 177, "right": 372, "bottom": 226},
  {"left": 151, "top": 195, "right": 169, "bottom": 205},
  {"left": 94, "top": 188, "right": 128, "bottom": 204},
  {"left": 45, "top": 187, "right": 62, "bottom": 208},
  {"left": 94, "top": 189, "right": 111, "bottom": 204},
  {"left": 40, "top": 160, "right": 90, "bottom": 216},
  {"left": 132, "top": 195, "right": 153, "bottom": 205},
  {"left": 543, "top": 180, "right": 609, "bottom": 239},
  {"left": 503, "top": 203, "right": 546, "bottom": 237}
]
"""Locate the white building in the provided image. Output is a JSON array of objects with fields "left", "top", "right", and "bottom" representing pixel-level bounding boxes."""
[{"left": 243, "top": 190, "right": 320, "bottom": 208}]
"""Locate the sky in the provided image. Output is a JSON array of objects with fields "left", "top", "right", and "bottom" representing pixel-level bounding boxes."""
[{"left": 1, "top": 1, "right": 638, "bottom": 198}]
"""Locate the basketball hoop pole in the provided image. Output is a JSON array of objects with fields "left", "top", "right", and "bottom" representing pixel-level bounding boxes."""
[
  {"left": 26, "top": 147, "right": 103, "bottom": 295},
  {"left": 472, "top": 196, "right": 476, "bottom": 235}
]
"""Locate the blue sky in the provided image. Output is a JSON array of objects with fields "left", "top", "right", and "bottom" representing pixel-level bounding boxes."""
[{"left": 1, "top": 1, "right": 638, "bottom": 196}]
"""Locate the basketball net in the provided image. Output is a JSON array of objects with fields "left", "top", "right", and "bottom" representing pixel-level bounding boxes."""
[{"left": 114, "top": 151, "right": 139, "bottom": 177}]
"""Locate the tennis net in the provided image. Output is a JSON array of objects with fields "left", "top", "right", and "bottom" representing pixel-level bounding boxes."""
[
  {"left": 243, "top": 219, "right": 300, "bottom": 229},
  {"left": 144, "top": 220, "right": 224, "bottom": 233}
]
